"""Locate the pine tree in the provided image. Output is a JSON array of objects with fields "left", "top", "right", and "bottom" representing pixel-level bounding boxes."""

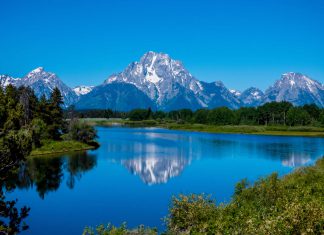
[
  {"left": 0, "top": 87, "right": 7, "bottom": 128},
  {"left": 48, "top": 87, "right": 64, "bottom": 139}
]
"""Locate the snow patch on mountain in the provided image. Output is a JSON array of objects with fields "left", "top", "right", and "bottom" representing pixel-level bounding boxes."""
[
  {"left": 230, "top": 89, "right": 241, "bottom": 97},
  {"left": 0, "top": 75, "right": 20, "bottom": 88},
  {"left": 240, "top": 87, "right": 264, "bottom": 107},
  {"left": 73, "top": 85, "right": 94, "bottom": 96}
]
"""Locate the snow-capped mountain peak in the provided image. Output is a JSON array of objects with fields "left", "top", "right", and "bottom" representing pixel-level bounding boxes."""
[
  {"left": 30, "top": 67, "right": 44, "bottom": 74},
  {"left": 264, "top": 72, "right": 324, "bottom": 107},
  {"left": 104, "top": 51, "right": 208, "bottom": 110},
  {"left": 279, "top": 72, "right": 319, "bottom": 91},
  {"left": 0, "top": 67, "right": 79, "bottom": 107}
]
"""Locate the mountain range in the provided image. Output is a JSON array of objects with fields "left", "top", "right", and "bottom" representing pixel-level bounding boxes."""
[{"left": 1, "top": 51, "right": 324, "bottom": 110}]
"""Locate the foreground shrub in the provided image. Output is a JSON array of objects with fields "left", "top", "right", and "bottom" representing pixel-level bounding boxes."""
[
  {"left": 166, "top": 158, "right": 324, "bottom": 234},
  {"left": 82, "top": 223, "right": 157, "bottom": 235}
]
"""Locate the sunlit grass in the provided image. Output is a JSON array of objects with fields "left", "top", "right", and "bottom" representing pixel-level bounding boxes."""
[{"left": 30, "top": 140, "right": 94, "bottom": 156}]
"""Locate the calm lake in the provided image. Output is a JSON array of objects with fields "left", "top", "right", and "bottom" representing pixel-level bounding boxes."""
[{"left": 7, "top": 127, "right": 324, "bottom": 234}]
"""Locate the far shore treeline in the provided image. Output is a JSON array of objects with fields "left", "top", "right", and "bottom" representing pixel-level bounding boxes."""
[{"left": 69, "top": 102, "right": 324, "bottom": 127}]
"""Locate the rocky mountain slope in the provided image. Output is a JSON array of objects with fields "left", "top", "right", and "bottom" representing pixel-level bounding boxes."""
[
  {"left": 1, "top": 54, "right": 323, "bottom": 110},
  {"left": 263, "top": 72, "right": 324, "bottom": 107},
  {"left": 99, "top": 51, "right": 241, "bottom": 110},
  {"left": 0, "top": 67, "right": 78, "bottom": 107}
]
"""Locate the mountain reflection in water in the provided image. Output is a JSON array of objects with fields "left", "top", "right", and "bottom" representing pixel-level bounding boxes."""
[
  {"left": 103, "top": 129, "right": 322, "bottom": 185},
  {"left": 121, "top": 156, "right": 191, "bottom": 185}
]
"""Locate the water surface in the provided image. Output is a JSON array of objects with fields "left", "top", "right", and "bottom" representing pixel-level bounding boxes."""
[{"left": 7, "top": 127, "right": 324, "bottom": 234}]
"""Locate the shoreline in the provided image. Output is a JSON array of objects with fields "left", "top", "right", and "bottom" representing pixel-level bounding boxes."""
[{"left": 82, "top": 119, "right": 324, "bottom": 138}]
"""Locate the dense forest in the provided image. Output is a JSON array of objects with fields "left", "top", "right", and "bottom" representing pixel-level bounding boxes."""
[
  {"left": 0, "top": 85, "right": 97, "bottom": 234},
  {"left": 72, "top": 101, "right": 324, "bottom": 127}
]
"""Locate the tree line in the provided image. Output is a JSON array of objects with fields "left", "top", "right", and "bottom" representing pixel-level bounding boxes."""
[{"left": 72, "top": 102, "right": 324, "bottom": 126}]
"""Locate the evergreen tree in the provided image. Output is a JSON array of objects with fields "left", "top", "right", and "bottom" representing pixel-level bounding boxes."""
[
  {"left": 48, "top": 88, "right": 64, "bottom": 139},
  {"left": 0, "top": 87, "right": 6, "bottom": 128}
]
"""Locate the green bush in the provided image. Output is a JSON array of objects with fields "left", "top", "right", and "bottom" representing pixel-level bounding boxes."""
[
  {"left": 65, "top": 119, "right": 98, "bottom": 146},
  {"left": 82, "top": 223, "right": 157, "bottom": 235},
  {"left": 166, "top": 158, "right": 324, "bottom": 234}
]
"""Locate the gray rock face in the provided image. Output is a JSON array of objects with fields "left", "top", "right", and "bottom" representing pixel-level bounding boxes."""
[
  {"left": 263, "top": 72, "right": 324, "bottom": 107},
  {"left": 240, "top": 87, "right": 264, "bottom": 107},
  {"left": 103, "top": 51, "right": 240, "bottom": 110},
  {"left": 0, "top": 67, "right": 78, "bottom": 107}
]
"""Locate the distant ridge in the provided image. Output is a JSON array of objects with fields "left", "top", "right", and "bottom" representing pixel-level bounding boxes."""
[{"left": 1, "top": 53, "right": 324, "bottom": 110}]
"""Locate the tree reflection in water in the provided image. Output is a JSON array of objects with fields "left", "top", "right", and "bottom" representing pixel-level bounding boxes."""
[
  {"left": 13, "top": 152, "right": 97, "bottom": 199},
  {"left": 65, "top": 153, "right": 97, "bottom": 189}
]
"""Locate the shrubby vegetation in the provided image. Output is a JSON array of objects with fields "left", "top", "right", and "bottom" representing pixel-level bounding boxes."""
[
  {"left": 0, "top": 85, "right": 97, "bottom": 234},
  {"left": 83, "top": 223, "right": 157, "bottom": 235},
  {"left": 166, "top": 157, "right": 324, "bottom": 234},
  {"left": 83, "top": 157, "right": 324, "bottom": 234}
]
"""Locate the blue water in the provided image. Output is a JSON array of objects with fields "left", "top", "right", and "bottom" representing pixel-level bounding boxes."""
[{"left": 7, "top": 127, "right": 324, "bottom": 234}]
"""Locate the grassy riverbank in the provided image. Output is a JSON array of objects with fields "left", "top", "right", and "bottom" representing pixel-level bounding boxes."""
[
  {"left": 30, "top": 140, "right": 96, "bottom": 156},
  {"left": 81, "top": 118, "right": 324, "bottom": 137},
  {"left": 167, "top": 123, "right": 324, "bottom": 137}
]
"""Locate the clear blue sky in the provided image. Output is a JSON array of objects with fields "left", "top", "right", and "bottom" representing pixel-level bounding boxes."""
[{"left": 1, "top": 0, "right": 324, "bottom": 91}]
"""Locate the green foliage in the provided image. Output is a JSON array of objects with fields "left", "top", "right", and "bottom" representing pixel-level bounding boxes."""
[
  {"left": 193, "top": 109, "right": 209, "bottom": 124},
  {"left": 73, "top": 101, "right": 324, "bottom": 129},
  {"left": 47, "top": 87, "right": 65, "bottom": 140},
  {"left": 30, "top": 140, "right": 94, "bottom": 156},
  {"left": 166, "top": 157, "right": 324, "bottom": 234},
  {"left": 0, "top": 129, "right": 32, "bottom": 234},
  {"left": 65, "top": 119, "right": 98, "bottom": 146},
  {"left": 166, "top": 194, "right": 218, "bottom": 234},
  {"left": 0, "top": 86, "right": 93, "bottom": 234},
  {"left": 30, "top": 118, "right": 47, "bottom": 147},
  {"left": 208, "top": 107, "right": 234, "bottom": 125},
  {"left": 129, "top": 108, "right": 152, "bottom": 121},
  {"left": 83, "top": 223, "right": 157, "bottom": 235},
  {"left": 257, "top": 101, "right": 293, "bottom": 125},
  {"left": 0, "top": 129, "right": 33, "bottom": 173},
  {"left": 319, "top": 110, "right": 324, "bottom": 126},
  {"left": 303, "top": 103, "right": 321, "bottom": 121},
  {"left": 234, "top": 107, "right": 258, "bottom": 125},
  {"left": 287, "top": 107, "right": 311, "bottom": 126}
]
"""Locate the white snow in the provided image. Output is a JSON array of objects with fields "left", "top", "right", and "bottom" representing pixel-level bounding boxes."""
[
  {"left": 73, "top": 85, "right": 94, "bottom": 96},
  {"left": 230, "top": 89, "right": 241, "bottom": 96},
  {"left": 145, "top": 55, "right": 161, "bottom": 84},
  {"left": 32, "top": 67, "right": 44, "bottom": 73}
]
